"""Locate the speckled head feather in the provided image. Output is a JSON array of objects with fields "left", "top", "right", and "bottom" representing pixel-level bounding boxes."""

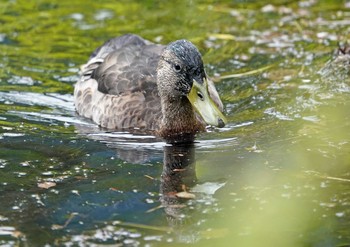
[
  {"left": 166, "top": 40, "right": 206, "bottom": 84},
  {"left": 157, "top": 40, "right": 206, "bottom": 99},
  {"left": 166, "top": 40, "right": 204, "bottom": 74}
]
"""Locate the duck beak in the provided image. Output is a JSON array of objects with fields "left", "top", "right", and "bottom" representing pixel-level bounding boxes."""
[{"left": 187, "top": 78, "right": 227, "bottom": 128}]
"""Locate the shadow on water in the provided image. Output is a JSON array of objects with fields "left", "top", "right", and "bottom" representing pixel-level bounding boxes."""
[{"left": 160, "top": 144, "right": 197, "bottom": 225}]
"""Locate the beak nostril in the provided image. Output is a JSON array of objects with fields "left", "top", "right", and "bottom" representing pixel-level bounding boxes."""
[
  {"left": 197, "top": 92, "right": 204, "bottom": 101},
  {"left": 218, "top": 118, "right": 225, "bottom": 128}
]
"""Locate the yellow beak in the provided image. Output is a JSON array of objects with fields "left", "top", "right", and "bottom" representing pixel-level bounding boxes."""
[{"left": 187, "top": 78, "right": 227, "bottom": 128}]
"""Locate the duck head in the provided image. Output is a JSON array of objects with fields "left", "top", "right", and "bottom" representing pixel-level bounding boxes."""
[{"left": 157, "top": 39, "right": 226, "bottom": 128}]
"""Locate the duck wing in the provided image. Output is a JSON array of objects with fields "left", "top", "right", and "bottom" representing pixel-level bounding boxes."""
[{"left": 82, "top": 34, "right": 164, "bottom": 96}]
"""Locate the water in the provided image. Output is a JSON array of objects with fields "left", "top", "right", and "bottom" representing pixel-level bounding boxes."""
[{"left": 1, "top": 0, "right": 350, "bottom": 246}]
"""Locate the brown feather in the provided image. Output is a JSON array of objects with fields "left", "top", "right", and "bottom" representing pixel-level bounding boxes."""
[{"left": 74, "top": 34, "right": 224, "bottom": 143}]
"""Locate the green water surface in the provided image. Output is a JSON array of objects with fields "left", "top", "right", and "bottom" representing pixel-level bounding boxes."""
[{"left": 0, "top": 0, "right": 349, "bottom": 246}]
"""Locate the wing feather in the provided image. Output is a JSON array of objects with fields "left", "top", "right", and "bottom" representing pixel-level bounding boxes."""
[{"left": 81, "top": 34, "right": 164, "bottom": 96}]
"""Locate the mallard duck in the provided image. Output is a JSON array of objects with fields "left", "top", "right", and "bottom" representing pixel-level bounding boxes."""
[{"left": 74, "top": 34, "right": 226, "bottom": 143}]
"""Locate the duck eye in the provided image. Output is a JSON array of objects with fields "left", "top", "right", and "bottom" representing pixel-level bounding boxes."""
[
  {"left": 173, "top": 64, "right": 181, "bottom": 72},
  {"left": 197, "top": 92, "right": 204, "bottom": 101}
]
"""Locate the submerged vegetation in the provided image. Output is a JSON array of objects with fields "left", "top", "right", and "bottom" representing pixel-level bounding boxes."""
[{"left": 0, "top": 0, "right": 349, "bottom": 246}]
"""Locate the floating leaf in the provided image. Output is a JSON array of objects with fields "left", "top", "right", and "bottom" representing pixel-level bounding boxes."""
[
  {"left": 51, "top": 213, "right": 78, "bottom": 230},
  {"left": 146, "top": 205, "right": 163, "bottom": 213},
  {"left": 173, "top": 168, "right": 186, "bottom": 172},
  {"left": 217, "top": 64, "right": 274, "bottom": 80},
  {"left": 37, "top": 181, "right": 56, "bottom": 189},
  {"left": 208, "top": 33, "right": 236, "bottom": 40},
  {"left": 176, "top": 191, "right": 196, "bottom": 199},
  {"left": 51, "top": 224, "right": 64, "bottom": 230},
  {"left": 144, "top": 175, "right": 155, "bottom": 180},
  {"left": 112, "top": 221, "right": 171, "bottom": 232}
]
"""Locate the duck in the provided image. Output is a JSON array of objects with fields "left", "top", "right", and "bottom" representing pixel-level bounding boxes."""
[{"left": 74, "top": 34, "right": 226, "bottom": 143}]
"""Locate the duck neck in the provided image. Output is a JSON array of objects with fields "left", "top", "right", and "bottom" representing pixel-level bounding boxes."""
[{"left": 158, "top": 96, "right": 204, "bottom": 143}]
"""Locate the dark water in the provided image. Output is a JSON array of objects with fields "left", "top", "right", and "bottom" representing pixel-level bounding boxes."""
[{"left": 0, "top": 0, "right": 349, "bottom": 246}]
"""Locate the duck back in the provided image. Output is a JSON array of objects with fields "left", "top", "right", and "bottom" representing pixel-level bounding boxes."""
[{"left": 74, "top": 34, "right": 164, "bottom": 131}]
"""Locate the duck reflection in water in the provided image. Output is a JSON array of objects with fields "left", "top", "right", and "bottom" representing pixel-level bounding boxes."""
[
  {"left": 74, "top": 122, "right": 200, "bottom": 228},
  {"left": 160, "top": 143, "right": 197, "bottom": 226}
]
